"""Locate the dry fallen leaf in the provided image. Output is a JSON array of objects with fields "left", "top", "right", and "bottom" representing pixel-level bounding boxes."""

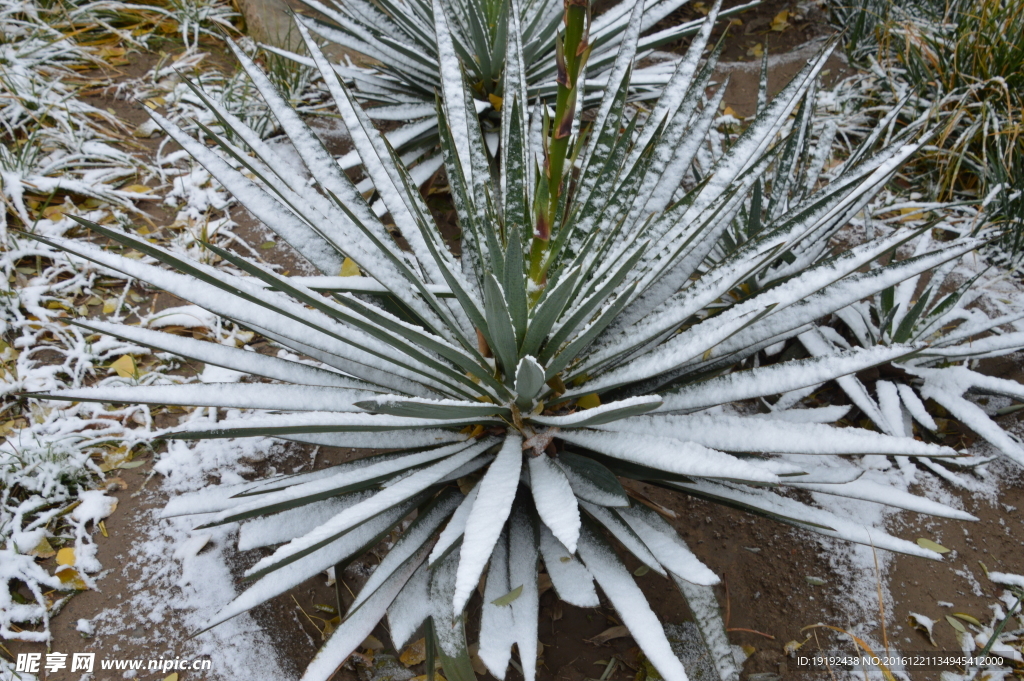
[
  {"left": 538, "top": 572, "right": 553, "bottom": 597},
  {"left": 100, "top": 447, "right": 133, "bottom": 473},
  {"left": 57, "top": 567, "right": 88, "bottom": 590},
  {"left": 952, "top": 612, "right": 982, "bottom": 626},
  {"left": 468, "top": 644, "right": 489, "bottom": 675},
  {"left": 56, "top": 547, "right": 76, "bottom": 566},
  {"left": 400, "top": 638, "right": 427, "bottom": 666},
  {"left": 30, "top": 536, "right": 56, "bottom": 558},
  {"left": 916, "top": 538, "right": 950, "bottom": 554},
  {"left": 340, "top": 257, "right": 361, "bottom": 277},
  {"left": 42, "top": 205, "right": 66, "bottom": 220},
  {"left": 945, "top": 615, "right": 966, "bottom": 633},
  {"left": 747, "top": 43, "right": 764, "bottom": 58},
  {"left": 908, "top": 613, "right": 937, "bottom": 646},
  {"left": 589, "top": 625, "right": 631, "bottom": 645},
  {"left": 110, "top": 355, "right": 137, "bottom": 379},
  {"left": 492, "top": 584, "right": 524, "bottom": 606},
  {"left": 321, "top": 615, "right": 341, "bottom": 638},
  {"left": 770, "top": 10, "right": 790, "bottom": 31}
]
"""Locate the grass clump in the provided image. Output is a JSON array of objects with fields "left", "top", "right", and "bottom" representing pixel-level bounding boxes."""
[{"left": 828, "top": 0, "right": 1024, "bottom": 260}]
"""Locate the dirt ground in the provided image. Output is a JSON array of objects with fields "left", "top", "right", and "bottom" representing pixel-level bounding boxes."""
[{"left": 5, "top": 2, "right": 1024, "bottom": 681}]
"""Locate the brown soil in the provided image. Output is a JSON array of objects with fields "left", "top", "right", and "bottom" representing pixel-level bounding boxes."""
[{"left": 6, "top": 7, "right": 1024, "bottom": 681}]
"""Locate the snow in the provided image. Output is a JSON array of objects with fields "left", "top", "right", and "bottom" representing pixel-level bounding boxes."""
[
  {"left": 527, "top": 454, "right": 581, "bottom": 552},
  {"left": 538, "top": 524, "right": 600, "bottom": 607},
  {"left": 387, "top": 562, "right": 431, "bottom": 650},
  {"left": 48, "top": 382, "right": 378, "bottom": 412},
  {"left": 615, "top": 506, "right": 718, "bottom": 585},
  {"left": 557, "top": 429, "right": 782, "bottom": 482},
  {"left": 600, "top": 412, "right": 956, "bottom": 457},
  {"left": 656, "top": 345, "right": 918, "bottom": 412},
  {"left": 578, "top": 526, "right": 690, "bottom": 681},
  {"left": 989, "top": 572, "right": 1024, "bottom": 589},
  {"left": 429, "top": 483, "right": 479, "bottom": 565},
  {"left": 579, "top": 502, "right": 665, "bottom": 576},
  {"left": 348, "top": 489, "right": 462, "bottom": 612},
  {"left": 478, "top": 529, "right": 516, "bottom": 678},
  {"left": 237, "top": 495, "right": 361, "bottom": 550},
  {"left": 508, "top": 507, "right": 540, "bottom": 681},
  {"left": 243, "top": 439, "right": 493, "bottom": 578},
  {"left": 303, "top": 545, "right": 428, "bottom": 681},
  {"left": 453, "top": 434, "right": 522, "bottom": 614},
  {"left": 83, "top": 437, "right": 297, "bottom": 681}
]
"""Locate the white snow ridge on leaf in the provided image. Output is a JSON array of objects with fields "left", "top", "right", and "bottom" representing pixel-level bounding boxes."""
[
  {"left": 578, "top": 526, "right": 689, "bottom": 681},
  {"left": 453, "top": 434, "right": 522, "bottom": 614},
  {"left": 528, "top": 454, "right": 581, "bottom": 552},
  {"left": 538, "top": 524, "right": 599, "bottom": 607}
]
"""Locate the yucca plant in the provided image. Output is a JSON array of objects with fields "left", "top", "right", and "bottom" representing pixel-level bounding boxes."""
[
  {"left": 23, "top": 2, "right": 984, "bottom": 680},
  {"left": 801, "top": 229, "right": 1024, "bottom": 473},
  {"left": 276, "top": 0, "right": 756, "bottom": 174}
]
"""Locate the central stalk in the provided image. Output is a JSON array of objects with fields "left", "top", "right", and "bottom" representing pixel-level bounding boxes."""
[{"left": 528, "top": 0, "right": 590, "bottom": 300}]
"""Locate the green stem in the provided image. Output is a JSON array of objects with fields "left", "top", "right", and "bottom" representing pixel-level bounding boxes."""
[{"left": 528, "top": 0, "right": 589, "bottom": 300}]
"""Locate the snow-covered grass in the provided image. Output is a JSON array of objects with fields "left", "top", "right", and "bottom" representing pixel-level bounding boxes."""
[
  {"left": 0, "top": 0, "right": 331, "bottom": 666},
  {"left": 2, "top": 2, "right": 1024, "bottom": 681},
  {"left": 823, "top": 0, "right": 1024, "bottom": 265}
]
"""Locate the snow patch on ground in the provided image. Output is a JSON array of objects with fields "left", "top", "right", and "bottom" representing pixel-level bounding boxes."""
[{"left": 86, "top": 436, "right": 296, "bottom": 680}]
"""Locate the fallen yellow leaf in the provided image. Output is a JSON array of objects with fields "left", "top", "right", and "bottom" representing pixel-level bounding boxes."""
[
  {"left": 57, "top": 567, "right": 88, "bottom": 590},
  {"left": 121, "top": 184, "right": 152, "bottom": 194},
  {"left": 916, "top": 537, "right": 950, "bottom": 554},
  {"left": 747, "top": 43, "right": 764, "bottom": 58},
  {"left": 576, "top": 393, "right": 601, "bottom": 409},
  {"left": 340, "top": 257, "right": 361, "bottom": 277},
  {"left": 770, "top": 10, "right": 790, "bottom": 31},
  {"left": 30, "top": 536, "right": 56, "bottom": 559},
  {"left": 399, "top": 638, "right": 426, "bottom": 666},
  {"left": 56, "top": 547, "right": 76, "bottom": 566},
  {"left": 488, "top": 93, "right": 503, "bottom": 111},
  {"left": 42, "top": 205, "right": 66, "bottom": 220},
  {"left": 900, "top": 207, "right": 924, "bottom": 222},
  {"left": 110, "top": 355, "right": 137, "bottom": 379},
  {"left": 102, "top": 299, "right": 118, "bottom": 314},
  {"left": 100, "top": 447, "right": 134, "bottom": 473}
]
